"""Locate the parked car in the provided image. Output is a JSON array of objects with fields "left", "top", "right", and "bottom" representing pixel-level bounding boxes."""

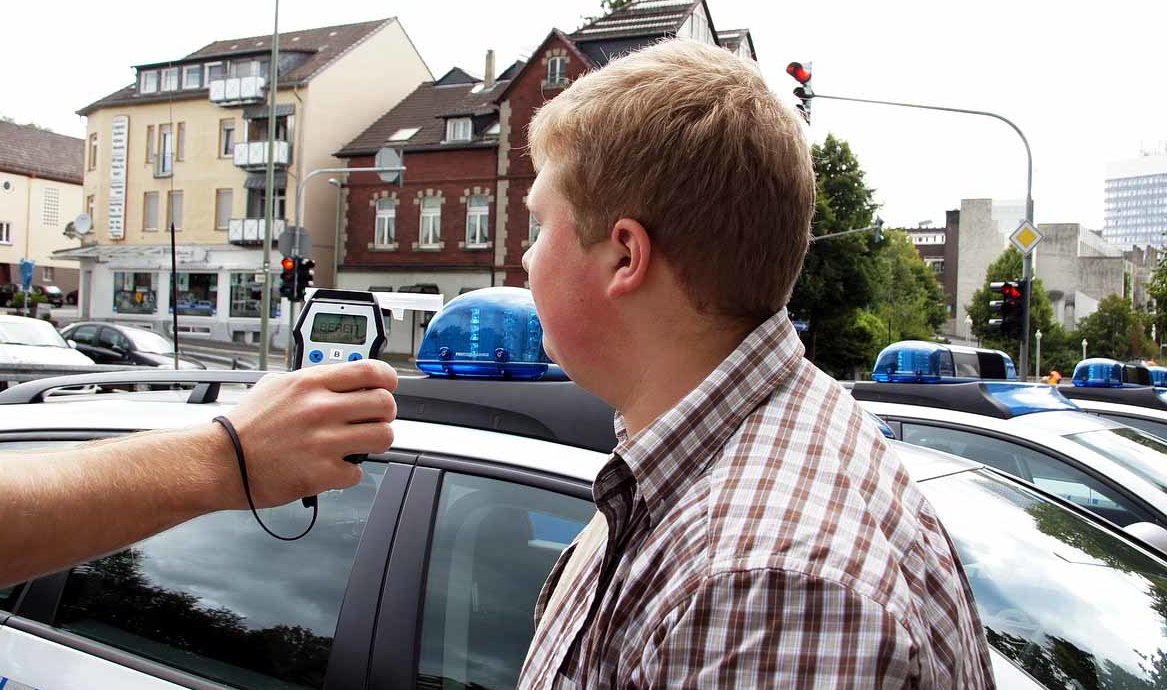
[
  {"left": 35, "top": 284, "right": 64, "bottom": 307},
  {"left": 65, "top": 289, "right": 79, "bottom": 306},
  {"left": 59, "top": 322, "right": 205, "bottom": 370},
  {"left": 0, "top": 367, "right": 1165, "bottom": 688},
  {"left": 0, "top": 283, "right": 16, "bottom": 307},
  {"left": 0, "top": 315, "right": 94, "bottom": 369}
]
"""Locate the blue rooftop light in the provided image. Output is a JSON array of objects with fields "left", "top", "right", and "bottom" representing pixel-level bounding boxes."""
[
  {"left": 1072, "top": 358, "right": 1126, "bottom": 388},
  {"left": 417, "top": 287, "right": 556, "bottom": 380},
  {"left": 1150, "top": 366, "right": 1167, "bottom": 388},
  {"left": 982, "top": 382, "right": 1079, "bottom": 415},
  {"left": 872, "top": 341, "right": 955, "bottom": 383}
]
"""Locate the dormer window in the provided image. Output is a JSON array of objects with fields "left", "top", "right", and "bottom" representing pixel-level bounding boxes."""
[
  {"left": 547, "top": 56, "right": 568, "bottom": 86},
  {"left": 140, "top": 70, "right": 158, "bottom": 94},
  {"left": 445, "top": 118, "right": 472, "bottom": 143},
  {"left": 160, "top": 67, "right": 179, "bottom": 92},
  {"left": 182, "top": 65, "right": 202, "bottom": 89}
]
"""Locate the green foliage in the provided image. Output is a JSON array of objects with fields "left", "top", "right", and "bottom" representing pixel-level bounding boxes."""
[
  {"left": 1146, "top": 252, "right": 1167, "bottom": 342},
  {"left": 874, "top": 230, "right": 948, "bottom": 342},
  {"left": 10, "top": 292, "right": 47, "bottom": 309},
  {"left": 789, "top": 135, "right": 882, "bottom": 377},
  {"left": 1076, "top": 293, "right": 1155, "bottom": 361}
]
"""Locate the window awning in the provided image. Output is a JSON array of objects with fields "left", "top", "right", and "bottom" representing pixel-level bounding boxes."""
[
  {"left": 243, "top": 103, "right": 295, "bottom": 119},
  {"left": 244, "top": 172, "right": 287, "bottom": 189}
]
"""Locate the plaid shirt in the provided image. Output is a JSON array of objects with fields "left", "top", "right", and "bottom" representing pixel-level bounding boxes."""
[{"left": 518, "top": 311, "right": 994, "bottom": 689}]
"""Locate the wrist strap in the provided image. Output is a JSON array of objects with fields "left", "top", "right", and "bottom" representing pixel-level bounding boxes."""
[{"left": 212, "top": 416, "right": 317, "bottom": 541}]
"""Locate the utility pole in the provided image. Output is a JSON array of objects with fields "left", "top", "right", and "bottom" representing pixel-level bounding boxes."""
[{"left": 258, "top": 0, "right": 280, "bottom": 370}]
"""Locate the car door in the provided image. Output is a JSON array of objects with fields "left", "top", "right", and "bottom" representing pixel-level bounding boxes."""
[
  {"left": 362, "top": 452, "right": 595, "bottom": 690},
  {"left": 65, "top": 324, "right": 102, "bottom": 361},
  {"left": 0, "top": 444, "right": 415, "bottom": 690}
]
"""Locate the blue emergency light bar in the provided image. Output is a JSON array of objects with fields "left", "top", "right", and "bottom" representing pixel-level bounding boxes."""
[
  {"left": 871, "top": 341, "right": 956, "bottom": 383},
  {"left": 1070, "top": 358, "right": 1152, "bottom": 388},
  {"left": 417, "top": 287, "right": 561, "bottom": 380},
  {"left": 1151, "top": 366, "right": 1167, "bottom": 388}
]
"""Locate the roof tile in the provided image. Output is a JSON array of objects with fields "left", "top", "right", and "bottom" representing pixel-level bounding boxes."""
[{"left": 0, "top": 121, "right": 83, "bottom": 184}]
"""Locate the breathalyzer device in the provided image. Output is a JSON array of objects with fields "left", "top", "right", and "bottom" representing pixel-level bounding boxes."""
[{"left": 292, "top": 288, "right": 387, "bottom": 370}]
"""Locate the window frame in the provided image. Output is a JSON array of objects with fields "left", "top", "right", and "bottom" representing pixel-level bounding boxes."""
[
  {"left": 219, "top": 119, "right": 236, "bottom": 158},
  {"left": 160, "top": 67, "right": 179, "bottom": 92},
  {"left": 374, "top": 198, "right": 396, "bottom": 247},
  {"left": 419, "top": 197, "right": 442, "bottom": 248},
  {"left": 547, "top": 56, "right": 568, "bottom": 86},
  {"left": 166, "top": 190, "right": 183, "bottom": 231},
  {"left": 465, "top": 195, "right": 489, "bottom": 248},
  {"left": 0, "top": 220, "right": 11, "bottom": 244},
  {"left": 139, "top": 70, "right": 158, "bottom": 94},
  {"left": 182, "top": 65, "right": 201, "bottom": 90},
  {"left": 143, "top": 191, "right": 159, "bottom": 231},
  {"left": 87, "top": 133, "right": 98, "bottom": 171},
  {"left": 214, "top": 188, "right": 233, "bottom": 231},
  {"left": 444, "top": 118, "right": 472, "bottom": 143}
]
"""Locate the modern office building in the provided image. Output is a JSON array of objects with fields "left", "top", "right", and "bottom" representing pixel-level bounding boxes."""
[{"left": 1103, "top": 154, "right": 1167, "bottom": 249}]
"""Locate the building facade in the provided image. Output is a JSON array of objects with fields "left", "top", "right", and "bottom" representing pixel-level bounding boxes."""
[
  {"left": 63, "top": 18, "right": 430, "bottom": 343},
  {"left": 0, "top": 121, "right": 83, "bottom": 294},
  {"left": 336, "top": 0, "right": 754, "bottom": 355},
  {"left": 1103, "top": 154, "right": 1167, "bottom": 249},
  {"left": 904, "top": 209, "right": 959, "bottom": 322}
]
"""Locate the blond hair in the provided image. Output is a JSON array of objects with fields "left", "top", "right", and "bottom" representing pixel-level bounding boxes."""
[{"left": 529, "top": 39, "right": 815, "bottom": 323}]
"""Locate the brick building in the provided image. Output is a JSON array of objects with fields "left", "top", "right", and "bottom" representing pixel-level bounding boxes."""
[
  {"left": 903, "top": 210, "right": 959, "bottom": 321},
  {"left": 335, "top": 0, "right": 754, "bottom": 355}
]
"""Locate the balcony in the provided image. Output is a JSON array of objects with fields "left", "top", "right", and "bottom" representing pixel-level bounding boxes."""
[
  {"left": 233, "top": 140, "right": 291, "bottom": 171},
  {"left": 228, "top": 218, "right": 285, "bottom": 246},
  {"left": 208, "top": 76, "right": 267, "bottom": 106}
]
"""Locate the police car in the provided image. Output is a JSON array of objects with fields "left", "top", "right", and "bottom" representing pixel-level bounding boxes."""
[
  {"left": 0, "top": 297, "right": 1165, "bottom": 689},
  {"left": 853, "top": 341, "right": 1167, "bottom": 551},
  {"left": 1054, "top": 358, "right": 1167, "bottom": 441}
]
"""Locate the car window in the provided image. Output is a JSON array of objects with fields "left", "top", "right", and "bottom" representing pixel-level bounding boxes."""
[
  {"left": 98, "top": 327, "right": 130, "bottom": 350},
  {"left": 1065, "top": 427, "right": 1167, "bottom": 495},
  {"left": 1096, "top": 413, "right": 1167, "bottom": 443},
  {"left": 70, "top": 325, "right": 98, "bottom": 346},
  {"left": 54, "top": 464, "right": 387, "bottom": 689},
  {"left": 919, "top": 469, "right": 1167, "bottom": 690},
  {"left": 417, "top": 472, "right": 594, "bottom": 690},
  {"left": 901, "top": 423, "right": 1155, "bottom": 527},
  {"left": 0, "top": 583, "right": 24, "bottom": 612}
]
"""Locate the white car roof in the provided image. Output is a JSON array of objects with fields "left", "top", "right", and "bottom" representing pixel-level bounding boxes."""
[
  {"left": 858, "top": 399, "right": 1167, "bottom": 516},
  {"left": 1069, "top": 397, "right": 1167, "bottom": 421}
]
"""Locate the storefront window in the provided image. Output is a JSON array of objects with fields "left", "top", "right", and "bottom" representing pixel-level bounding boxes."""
[
  {"left": 113, "top": 272, "right": 157, "bottom": 315},
  {"left": 174, "top": 273, "right": 218, "bottom": 316},
  {"left": 229, "top": 273, "right": 279, "bottom": 318}
]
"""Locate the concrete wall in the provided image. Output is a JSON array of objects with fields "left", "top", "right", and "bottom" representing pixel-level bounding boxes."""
[
  {"left": 955, "top": 198, "right": 1009, "bottom": 329},
  {"left": 298, "top": 19, "right": 431, "bottom": 288},
  {"left": 1035, "top": 222, "right": 1128, "bottom": 328}
]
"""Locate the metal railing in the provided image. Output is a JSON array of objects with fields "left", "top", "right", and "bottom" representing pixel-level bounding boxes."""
[
  {"left": 228, "top": 217, "right": 285, "bottom": 245},
  {"left": 208, "top": 76, "right": 267, "bottom": 105},
  {"left": 233, "top": 140, "right": 291, "bottom": 170}
]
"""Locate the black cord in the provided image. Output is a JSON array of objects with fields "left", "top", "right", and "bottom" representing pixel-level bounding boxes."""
[{"left": 212, "top": 416, "right": 317, "bottom": 541}]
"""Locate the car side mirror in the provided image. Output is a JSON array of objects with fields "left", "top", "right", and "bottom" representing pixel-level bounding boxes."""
[
  {"left": 1123, "top": 521, "right": 1167, "bottom": 554},
  {"left": 67, "top": 339, "right": 77, "bottom": 349}
]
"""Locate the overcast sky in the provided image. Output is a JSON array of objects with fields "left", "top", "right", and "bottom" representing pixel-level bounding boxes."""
[{"left": 5, "top": 1, "right": 1164, "bottom": 230}]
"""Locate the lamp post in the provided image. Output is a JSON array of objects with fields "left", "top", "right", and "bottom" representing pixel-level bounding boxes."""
[
  {"left": 328, "top": 178, "right": 343, "bottom": 288},
  {"left": 1082, "top": 338, "right": 1088, "bottom": 360},
  {"left": 1035, "top": 329, "right": 1042, "bottom": 381}
]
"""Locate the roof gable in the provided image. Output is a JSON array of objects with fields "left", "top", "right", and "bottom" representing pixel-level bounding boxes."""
[{"left": 0, "top": 121, "right": 83, "bottom": 184}]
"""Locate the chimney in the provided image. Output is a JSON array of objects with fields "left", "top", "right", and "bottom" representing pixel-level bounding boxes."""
[{"left": 484, "top": 49, "right": 496, "bottom": 89}]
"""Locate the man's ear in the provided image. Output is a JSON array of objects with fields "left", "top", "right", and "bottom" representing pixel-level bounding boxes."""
[{"left": 607, "top": 218, "right": 651, "bottom": 299}]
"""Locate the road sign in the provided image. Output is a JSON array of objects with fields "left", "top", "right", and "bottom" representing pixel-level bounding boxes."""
[
  {"left": 1009, "top": 220, "right": 1043, "bottom": 255},
  {"left": 278, "top": 226, "right": 312, "bottom": 257},
  {"left": 18, "top": 258, "right": 34, "bottom": 291},
  {"left": 374, "top": 147, "right": 403, "bottom": 184}
]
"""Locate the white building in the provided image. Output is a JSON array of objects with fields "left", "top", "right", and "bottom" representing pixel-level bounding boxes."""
[{"left": 1103, "top": 154, "right": 1167, "bottom": 249}]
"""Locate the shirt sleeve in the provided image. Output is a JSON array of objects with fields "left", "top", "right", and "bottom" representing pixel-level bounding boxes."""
[{"left": 635, "top": 568, "right": 917, "bottom": 689}]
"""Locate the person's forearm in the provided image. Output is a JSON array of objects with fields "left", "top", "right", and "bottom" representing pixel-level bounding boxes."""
[{"left": 0, "top": 424, "right": 234, "bottom": 587}]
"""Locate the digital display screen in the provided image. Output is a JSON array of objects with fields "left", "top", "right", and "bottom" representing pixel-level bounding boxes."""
[{"left": 310, "top": 313, "right": 367, "bottom": 345}]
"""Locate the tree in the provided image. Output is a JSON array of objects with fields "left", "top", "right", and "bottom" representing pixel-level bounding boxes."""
[
  {"left": 874, "top": 230, "right": 948, "bottom": 342},
  {"left": 966, "top": 247, "right": 1055, "bottom": 367},
  {"left": 1145, "top": 253, "right": 1167, "bottom": 349},
  {"left": 788, "top": 135, "right": 881, "bottom": 377},
  {"left": 1077, "top": 293, "right": 1155, "bottom": 361}
]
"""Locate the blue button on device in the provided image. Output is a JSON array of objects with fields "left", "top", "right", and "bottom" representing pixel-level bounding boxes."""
[
  {"left": 308, "top": 349, "right": 324, "bottom": 363},
  {"left": 348, "top": 352, "right": 363, "bottom": 361}
]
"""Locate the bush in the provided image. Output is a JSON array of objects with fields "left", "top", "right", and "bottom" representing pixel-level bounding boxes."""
[{"left": 10, "top": 292, "right": 47, "bottom": 309}]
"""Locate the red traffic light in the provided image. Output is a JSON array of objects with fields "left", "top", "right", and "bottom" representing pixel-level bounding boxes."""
[
  {"left": 281, "top": 256, "right": 296, "bottom": 271},
  {"left": 786, "top": 61, "right": 812, "bottom": 85}
]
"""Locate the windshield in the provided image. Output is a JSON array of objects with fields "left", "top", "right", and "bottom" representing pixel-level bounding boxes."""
[
  {"left": 0, "top": 320, "right": 67, "bottom": 348},
  {"left": 125, "top": 329, "right": 175, "bottom": 355},
  {"left": 919, "top": 468, "right": 1167, "bottom": 688},
  {"left": 1065, "top": 427, "right": 1167, "bottom": 495}
]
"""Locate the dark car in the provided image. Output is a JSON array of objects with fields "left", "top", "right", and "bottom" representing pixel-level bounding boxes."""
[
  {"left": 0, "top": 283, "right": 15, "bottom": 307},
  {"left": 58, "top": 322, "right": 205, "bottom": 370},
  {"left": 35, "top": 284, "right": 64, "bottom": 307}
]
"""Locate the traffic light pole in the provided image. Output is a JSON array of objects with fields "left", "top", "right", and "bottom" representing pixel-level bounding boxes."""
[
  {"left": 808, "top": 92, "right": 1035, "bottom": 377},
  {"left": 286, "top": 164, "right": 406, "bottom": 361}
]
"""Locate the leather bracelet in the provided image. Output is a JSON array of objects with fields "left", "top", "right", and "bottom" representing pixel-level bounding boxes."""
[{"left": 212, "top": 415, "right": 317, "bottom": 541}]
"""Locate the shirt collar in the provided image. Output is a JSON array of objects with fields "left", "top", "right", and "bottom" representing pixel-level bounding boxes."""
[{"left": 605, "top": 309, "right": 805, "bottom": 526}]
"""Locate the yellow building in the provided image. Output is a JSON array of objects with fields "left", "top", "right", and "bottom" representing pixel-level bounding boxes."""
[
  {"left": 0, "top": 121, "right": 83, "bottom": 297},
  {"left": 64, "top": 18, "right": 430, "bottom": 344}
]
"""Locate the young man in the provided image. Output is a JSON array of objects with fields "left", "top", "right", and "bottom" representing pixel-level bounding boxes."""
[{"left": 519, "top": 40, "right": 994, "bottom": 688}]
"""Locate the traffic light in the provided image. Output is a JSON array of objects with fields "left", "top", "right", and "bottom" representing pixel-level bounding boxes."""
[
  {"left": 279, "top": 256, "right": 296, "bottom": 300},
  {"left": 785, "top": 61, "right": 813, "bottom": 125},
  {"left": 988, "top": 280, "right": 1025, "bottom": 338},
  {"left": 295, "top": 257, "right": 315, "bottom": 302}
]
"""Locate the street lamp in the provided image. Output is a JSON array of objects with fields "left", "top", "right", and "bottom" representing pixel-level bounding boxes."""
[
  {"left": 1082, "top": 338, "right": 1088, "bottom": 360},
  {"left": 1035, "top": 329, "right": 1042, "bottom": 381},
  {"left": 328, "top": 178, "right": 343, "bottom": 289}
]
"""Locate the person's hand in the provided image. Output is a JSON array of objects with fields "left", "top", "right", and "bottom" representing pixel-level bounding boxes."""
[{"left": 213, "top": 359, "right": 398, "bottom": 509}]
